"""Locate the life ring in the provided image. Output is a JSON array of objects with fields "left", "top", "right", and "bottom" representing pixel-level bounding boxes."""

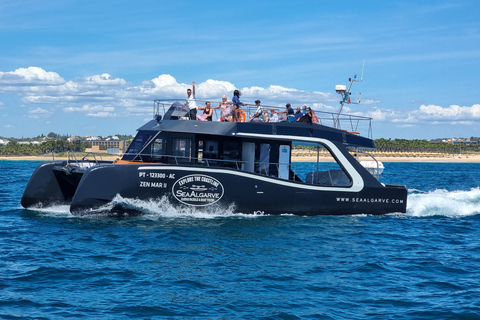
[{"left": 238, "top": 109, "right": 246, "bottom": 122}]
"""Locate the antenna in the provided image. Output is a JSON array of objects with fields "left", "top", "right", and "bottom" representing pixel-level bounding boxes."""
[
  {"left": 333, "top": 59, "right": 365, "bottom": 129},
  {"left": 359, "top": 58, "right": 365, "bottom": 82}
]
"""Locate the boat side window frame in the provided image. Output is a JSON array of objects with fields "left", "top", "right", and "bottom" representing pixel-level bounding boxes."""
[
  {"left": 196, "top": 135, "right": 241, "bottom": 169},
  {"left": 122, "top": 130, "right": 158, "bottom": 161},
  {"left": 169, "top": 134, "right": 194, "bottom": 164},
  {"left": 297, "top": 142, "right": 353, "bottom": 188}
]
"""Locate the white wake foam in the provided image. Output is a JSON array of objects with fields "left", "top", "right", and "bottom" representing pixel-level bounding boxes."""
[
  {"left": 85, "top": 194, "right": 263, "bottom": 220},
  {"left": 26, "top": 189, "right": 480, "bottom": 219},
  {"left": 407, "top": 187, "right": 480, "bottom": 218},
  {"left": 26, "top": 204, "right": 73, "bottom": 218}
]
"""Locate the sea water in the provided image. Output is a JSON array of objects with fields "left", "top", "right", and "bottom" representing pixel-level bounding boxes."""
[{"left": 0, "top": 160, "right": 479, "bottom": 319}]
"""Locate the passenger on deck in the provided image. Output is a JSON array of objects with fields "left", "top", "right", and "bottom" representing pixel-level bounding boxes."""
[
  {"left": 213, "top": 95, "right": 230, "bottom": 121},
  {"left": 250, "top": 100, "right": 264, "bottom": 122},
  {"left": 298, "top": 107, "right": 313, "bottom": 123},
  {"left": 263, "top": 109, "right": 270, "bottom": 122},
  {"left": 197, "top": 101, "right": 213, "bottom": 121},
  {"left": 269, "top": 108, "right": 279, "bottom": 122},
  {"left": 295, "top": 106, "right": 303, "bottom": 121},
  {"left": 279, "top": 103, "right": 295, "bottom": 122},
  {"left": 311, "top": 109, "right": 319, "bottom": 123},
  {"left": 302, "top": 105, "right": 307, "bottom": 115},
  {"left": 183, "top": 81, "right": 198, "bottom": 120},
  {"left": 232, "top": 90, "right": 247, "bottom": 122}
]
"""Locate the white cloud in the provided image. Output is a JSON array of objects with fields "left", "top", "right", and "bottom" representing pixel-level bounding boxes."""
[
  {"left": 345, "top": 103, "right": 480, "bottom": 128},
  {"left": 0, "top": 67, "right": 65, "bottom": 86},
  {"left": 86, "top": 111, "right": 116, "bottom": 118},
  {"left": 4, "top": 66, "right": 480, "bottom": 131},
  {"left": 28, "top": 107, "right": 53, "bottom": 119},
  {"left": 361, "top": 98, "right": 381, "bottom": 105},
  {"left": 417, "top": 104, "right": 480, "bottom": 120},
  {"left": 63, "top": 104, "right": 116, "bottom": 118},
  {"left": 1, "top": 68, "right": 339, "bottom": 113},
  {"left": 363, "top": 107, "right": 392, "bottom": 121},
  {"left": 74, "top": 73, "right": 127, "bottom": 87},
  {"left": 63, "top": 104, "right": 115, "bottom": 113}
]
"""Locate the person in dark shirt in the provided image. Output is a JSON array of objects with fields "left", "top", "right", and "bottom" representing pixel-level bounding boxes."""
[
  {"left": 295, "top": 106, "right": 303, "bottom": 121},
  {"left": 197, "top": 101, "right": 213, "bottom": 121},
  {"left": 280, "top": 103, "right": 295, "bottom": 122},
  {"left": 232, "top": 90, "right": 247, "bottom": 122},
  {"left": 299, "top": 107, "right": 313, "bottom": 123}
]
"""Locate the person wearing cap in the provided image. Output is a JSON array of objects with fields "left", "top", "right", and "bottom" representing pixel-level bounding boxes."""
[{"left": 250, "top": 100, "right": 264, "bottom": 122}]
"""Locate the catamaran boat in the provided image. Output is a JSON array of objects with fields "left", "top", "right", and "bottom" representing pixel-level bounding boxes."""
[{"left": 21, "top": 77, "right": 407, "bottom": 216}]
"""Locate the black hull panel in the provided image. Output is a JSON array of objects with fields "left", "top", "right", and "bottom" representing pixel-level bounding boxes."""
[
  {"left": 21, "top": 161, "right": 96, "bottom": 209},
  {"left": 70, "top": 164, "right": 407, "bottom": 216},
  {"left": 21, "top": 162, "right": 76, "bottom": 208}
]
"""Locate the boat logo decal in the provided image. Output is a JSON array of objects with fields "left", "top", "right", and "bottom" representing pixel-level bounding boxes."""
[{"left": 172, "top": 174, "right": 224, "bottom": 206}]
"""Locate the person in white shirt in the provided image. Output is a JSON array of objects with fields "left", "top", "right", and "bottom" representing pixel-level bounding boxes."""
[
  {"left": 183, "top": 81, "right": 197, "bottom": 120},
  {"left": 269, "top": 108, "right": 279, "bottom": 122}
]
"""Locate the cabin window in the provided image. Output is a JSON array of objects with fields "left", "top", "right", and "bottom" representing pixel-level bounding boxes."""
[
  {"left": 294, "top": 144, "right": 352, "bottom": 187},
  {"left": 151, "top": 138, "right": 164, "bottom": 156},
  {"left": 259, "top": 143, "right": 271, "bottom": 175},
  {"left": 203, "top": 140, "right": 219, "bottom": 165},
  {"left": 197, "top": 140, "right": 219, "bottom": 166},
  {"left": 148, "top": 137, "right": 166, "bottom": 162},
  {"left": 123, "top": 131, "right": 156, "bottom": 160},
  {"left": 172, "top": 138, "right": 192, "bottom": 163},
  {"left": 222, "top": 141, "right": 240, "bottom": 168}
]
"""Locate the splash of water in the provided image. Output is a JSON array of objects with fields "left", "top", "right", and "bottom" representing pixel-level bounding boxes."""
[
  {"left": 107, "top": 194, "right": 251, "bottom": 219},
  {"left": 26, "top": 204, "right": 73, "bottom": 218},
  {"left": 57, "top": 195, "right": 264, "bottom": 220},
  {"left": 407, "top": 187, "right": 480, "bottom": 218},
  {"left": 25, "top": 189, "right": 480, "bottom": 219}
]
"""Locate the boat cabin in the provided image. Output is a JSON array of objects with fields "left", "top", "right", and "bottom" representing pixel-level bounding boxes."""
[{"left": 118, "top": 101, "right": 377, "bottom": 188}]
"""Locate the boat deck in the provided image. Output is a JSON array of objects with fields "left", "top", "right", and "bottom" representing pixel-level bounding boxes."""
[{"left": 153, "top": 99, "right": 374, "bottom": 139}]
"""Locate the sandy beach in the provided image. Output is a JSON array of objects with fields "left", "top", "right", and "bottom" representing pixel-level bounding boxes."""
[
  {"left": 0, "top": 155, "right": 120, "bottom": 161},
  {"left": 1, "top": 153, "right": 480, "bottom": 163},
  {"left": 291, "top": 152, "right": 480, "bottom": 163}
]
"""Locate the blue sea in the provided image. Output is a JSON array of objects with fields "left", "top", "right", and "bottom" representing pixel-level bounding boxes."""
[{"left": 1, "top": 160, "right": 480, "bottom": 319}]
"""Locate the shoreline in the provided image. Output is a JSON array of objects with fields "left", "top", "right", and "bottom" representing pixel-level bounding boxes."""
[{"left": 1, "top": 154, "right": 480, "bottom": 163}]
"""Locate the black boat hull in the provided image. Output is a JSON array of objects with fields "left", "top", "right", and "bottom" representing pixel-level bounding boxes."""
[
  {"left": 63, "top": 164, "right": 407, "bottom": 216},
  {"left": 21, "top": 161, "right": 82, "bottom": 208}
]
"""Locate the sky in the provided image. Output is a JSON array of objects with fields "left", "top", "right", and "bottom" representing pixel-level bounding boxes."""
[{"left": 1, "top": 0, "right": 479, "bottom": 140}]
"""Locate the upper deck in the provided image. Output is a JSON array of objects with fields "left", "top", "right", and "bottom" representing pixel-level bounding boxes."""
[{"left": 146, "top": 99, "right": 376, "bottom": 149}]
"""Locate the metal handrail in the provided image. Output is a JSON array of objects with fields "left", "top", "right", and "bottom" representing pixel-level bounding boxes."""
[
  {"left": 353, "top": 150, "right": 383, "bottom": 180},
  {"left": 153, "top": 99, "right": 373, "bottom": 138}
]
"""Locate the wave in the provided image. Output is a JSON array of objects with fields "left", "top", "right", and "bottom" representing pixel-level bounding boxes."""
[
  {"left": 406, "top": 187, "right": 480, "bottom": 218},
  {"left": 25, "top": 195, "right": 262, "bottom": 220}
]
